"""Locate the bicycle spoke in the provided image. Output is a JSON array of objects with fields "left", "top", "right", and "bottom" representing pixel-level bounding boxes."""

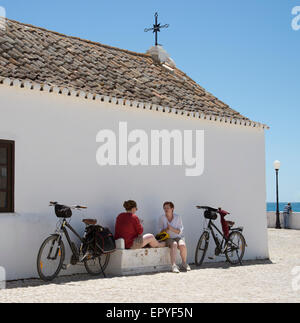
[
  {"left": 195, "top": 233, "right": 209, "bottom": 266},
  {"left": 37, "top": 236, "right": 64, "bottom": 281},
  {"left": 225, "top": 231, "right": 245, "bottom": 265},
  {"left": 84, "top": 253, "right": 110, "bottom": 276},
  {"left": 41, "top": 245, "right": 60, "bottom": 275}
]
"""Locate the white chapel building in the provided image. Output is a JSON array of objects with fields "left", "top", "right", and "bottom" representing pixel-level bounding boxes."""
[{"left": 0, "top": 19, "right": 269, "bottom": 280}]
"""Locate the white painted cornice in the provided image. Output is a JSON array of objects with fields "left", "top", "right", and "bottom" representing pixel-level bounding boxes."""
[{"left": 0, "top": 77, "right": 269, "bottom": 130}]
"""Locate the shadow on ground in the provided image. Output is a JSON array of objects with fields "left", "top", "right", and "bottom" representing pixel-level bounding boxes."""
[
  {"left": 192, "top": 258, "right": 273, "bottom": 271},
  {"left": 4, "top": 259, "right": 273, "bottom": 290}
]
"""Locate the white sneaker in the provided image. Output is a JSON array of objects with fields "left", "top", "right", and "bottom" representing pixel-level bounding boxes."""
[
  {"left": 181, "top": 263, "right": 191, "bottom": 271},
  {"left": 171, "top": 264, "right": 180, "bottom": 273}
]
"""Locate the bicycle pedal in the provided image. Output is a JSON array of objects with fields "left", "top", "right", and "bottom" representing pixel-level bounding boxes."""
[
  {"left": 62, "top": 264, "right": 71, "bottom": 270},
  {"left": 80, "top": 252, "right": 89, "bottom": 261}
]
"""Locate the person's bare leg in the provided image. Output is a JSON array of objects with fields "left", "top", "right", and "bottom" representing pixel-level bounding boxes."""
[
  {"left": 142, "top": 233, "right": 165, "bottom": 248},
  {"left": 178, "top": 242, "right": 187, "bottom": 265},
  {"left": 178, "top": 240, "right": 190, "bottom": 270},
  {"left": 158, "top": 240, "right": 166, "bottom": 247},
  {"left": 170, "top": 241, "right": 178, "bottom": 266}
]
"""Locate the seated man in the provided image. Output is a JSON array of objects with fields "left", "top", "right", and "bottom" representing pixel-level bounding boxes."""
[
  {"left": 158, "top": 201, "right": 191, "bottom": 273},
  {"left": 115, "top": 200, "right": 165, "bottom": 249}
]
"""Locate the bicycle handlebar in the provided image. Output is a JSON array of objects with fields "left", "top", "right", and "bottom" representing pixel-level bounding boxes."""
[
  {"left": 73, "top": 205, "right": 88, "bottom": 209},
  {"left": 196, "top": 206, "right": 218, "bottom": 211},
  {"left": 49, "top": 201, "right": 88, "bottom": 209},
  {"left": 196, "top": 206, "right": 230, "bottom": 215}
]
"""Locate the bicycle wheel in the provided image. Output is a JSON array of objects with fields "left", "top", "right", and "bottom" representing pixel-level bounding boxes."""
[
  {"left": 195, "top": 232, "right": 209, "bottom": 266},
  {"left": 225, "top": 231, "right": 246, "bottom": 265},
  {"left": 84, "top": 253, "right": 110, "bottom": 276},
  {"left": 37, "top": 235, "right": 65, "bottom": 281}
]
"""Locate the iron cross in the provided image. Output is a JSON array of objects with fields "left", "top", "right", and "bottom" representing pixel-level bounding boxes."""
[{"left": 144, "top": 12, "right": 169, "bottom": 46}]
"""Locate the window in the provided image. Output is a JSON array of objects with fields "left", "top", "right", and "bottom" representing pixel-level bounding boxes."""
[{"left": 0, "top": 140, "right": 14, "bottom": 213}]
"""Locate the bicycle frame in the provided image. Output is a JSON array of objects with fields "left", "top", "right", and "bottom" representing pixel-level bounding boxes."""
[
  {"left": 48, "top": 219, "right": 84, "bottom": 261},
  {"left": 62, "top": 219, "right": 83, "bottom": 256},
  {"left": 206, "top": 219, "right": 243, "bottom": 255},
  {"left": 206, "top": 220, "right": 227, "bottom": 251}
]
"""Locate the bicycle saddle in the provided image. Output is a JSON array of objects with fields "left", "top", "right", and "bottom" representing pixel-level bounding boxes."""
[{"left": 82, "top": 219, "right": 97, "bottom": 225}]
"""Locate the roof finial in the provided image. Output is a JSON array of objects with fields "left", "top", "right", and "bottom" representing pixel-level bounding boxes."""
[{"left": 144, "top": 12, "right": 169, "bottom": 46}]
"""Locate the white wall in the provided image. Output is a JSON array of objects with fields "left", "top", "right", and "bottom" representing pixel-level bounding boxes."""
[
  {"left": 267, "top": 211, "right": 300, "bottom": 229},
  {"left": 0, "top": 84, "right": 269, "bottom": 280}
]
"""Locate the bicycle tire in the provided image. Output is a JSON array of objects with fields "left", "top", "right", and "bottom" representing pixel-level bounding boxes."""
[
  {"left": 195, "top": 232, "right": 209, "bottom": 266},
  {"left": 37, "top": 235, "right": 65, "bottom": 281},
  {"left": 225, "top": 231, "right": 246, "bottom": 265},
  {"left": 84, "top": 253, "right": 110, "bottom": 276}
]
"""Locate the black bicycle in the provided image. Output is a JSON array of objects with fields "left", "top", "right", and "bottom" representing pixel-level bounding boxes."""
[
  {"left": 37, "top": 201, "right": 110, "bottom": 281},
  {"left": 195, "top": 206, "right": 246, "bottom": 266}
]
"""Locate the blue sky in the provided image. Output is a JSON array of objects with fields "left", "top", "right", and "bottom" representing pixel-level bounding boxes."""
[{"left": 1, "top": 0, "right": 299, "bottom": 202}]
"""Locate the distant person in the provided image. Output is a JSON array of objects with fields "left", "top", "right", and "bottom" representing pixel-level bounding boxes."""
[
  {"left": 283, "top": 203, "right": 292, "bottom": 229},
  {"left": 115, "top": 200, "right": 165, "bottom": 249},
  {"left": 158, "top": 202, "right": 191, "bottom": 273}
]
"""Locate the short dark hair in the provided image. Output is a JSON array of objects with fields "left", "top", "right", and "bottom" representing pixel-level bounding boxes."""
[
  {"left": 163, "top": 201, "right": 174, "bottom": 209},
  {"left": 123, "top": 200, "right": 137, "bottom": 211}
]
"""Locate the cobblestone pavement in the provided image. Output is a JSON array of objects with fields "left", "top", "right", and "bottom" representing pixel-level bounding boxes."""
[{"left": 1, "top": 229, "right": 300, "bottom": 303}]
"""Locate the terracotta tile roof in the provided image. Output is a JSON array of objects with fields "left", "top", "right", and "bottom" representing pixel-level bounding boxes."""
[{"left": 0, "top": 18, "right": 250, "bottom": 121}]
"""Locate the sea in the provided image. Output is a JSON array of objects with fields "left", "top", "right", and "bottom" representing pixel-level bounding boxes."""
[{"left": 267, "top": 202, "right": 300, "bottom": 212}]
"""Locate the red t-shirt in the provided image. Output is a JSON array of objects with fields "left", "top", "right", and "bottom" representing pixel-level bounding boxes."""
[{"left": 114, "top": 212, "right": 143, "bottom": 249}]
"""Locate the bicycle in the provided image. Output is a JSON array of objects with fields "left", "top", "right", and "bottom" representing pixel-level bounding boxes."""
[
  {"left": 37, "top": 201, "right": 110, "bottom": 282},
  {"left": 195, "top": 206, "right": 246, "bottom": 266}
]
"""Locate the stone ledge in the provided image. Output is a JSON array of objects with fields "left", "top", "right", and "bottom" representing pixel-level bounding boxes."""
[{"left": 106, "top": 238, "right": 181, "bottom": 276}]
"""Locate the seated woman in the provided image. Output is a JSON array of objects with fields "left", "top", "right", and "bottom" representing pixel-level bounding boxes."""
[
  {"left": 158, "top": 201, "right": 191, "bottom": 273},
  {"left": 115, "top": 200, "right": 165, "bottom": 250}
]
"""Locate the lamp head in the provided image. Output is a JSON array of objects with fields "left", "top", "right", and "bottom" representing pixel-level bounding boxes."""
[{"left": 273, "top": 160, "right": 281, "bottom": 170}]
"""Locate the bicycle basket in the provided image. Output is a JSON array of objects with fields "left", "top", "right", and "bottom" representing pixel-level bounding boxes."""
[
  {"left": 204, "top": 210, "right": 218, "bottom": 220},
  {"left": 55, "top": 204, "right": 72, "bottom": 218}
]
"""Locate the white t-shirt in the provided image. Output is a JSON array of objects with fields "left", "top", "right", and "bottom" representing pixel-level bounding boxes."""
[{"left": 158, "top": 213, "right": 184, "bottom": 239}]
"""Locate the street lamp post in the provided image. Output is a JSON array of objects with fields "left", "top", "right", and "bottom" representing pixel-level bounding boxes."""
[{"left": 274, "top": 160, "right": 281, "bottom": 229}]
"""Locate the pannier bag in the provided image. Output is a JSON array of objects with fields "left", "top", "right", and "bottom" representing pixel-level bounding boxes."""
[
  {"left": 55, "top": 204, "right": 72, "bottom": 218},
  {"left": 204, "top": 210, "right": 218, "bottom": 220},
  {"left": 84, "top": 225, "right": 116, "bottom": 254},
  {"left": 95, "top": 226, "right": 116, "bottom": 254}
]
